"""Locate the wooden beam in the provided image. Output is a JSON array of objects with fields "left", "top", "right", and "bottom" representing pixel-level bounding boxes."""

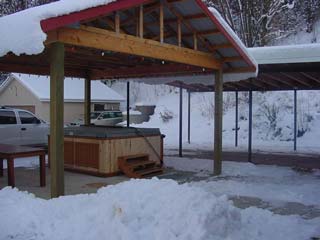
[
  {"left": 280, "top": 72, "right": 313, "bottom": 88},
  {"left": 262, "top": 73, "right": 297, "bottom": 88},
  {"left": 47, "top": 27, "right": 221, "bottom": 69},
  {"left": 159, "top": 1, "right": 164, "bottom": 43},
  {"left": 144, "top": 13, "right": 207, "bottom": 27},
  {"left": 91, "top": 64, "right": 206, "bottom": 79},
  {"left": 193, "top": 33, "right": 197, "bottom": 51},
  {"left": 139, "top": 5, "right": 144, "bottom": 38},
  {"left": 299, "top": 72, "right": 320, "bottom": 84},
  {"left": 177, "top": 19, "right": 181, "bottom": 47},
  {"left": 84, "top": 77, "right": 91, "bottom": 125},
  {"left": 182, "top": 29, "right": 220, "bottom": 37},
  {"left": 214, "top": 69, "right": 223, "bottom": 175},
  {"left": 115, "top": 11, "right": 120, "bottom": 34},
  {"left": 49, "top": 42, "right": 65, "bottom": 198}
]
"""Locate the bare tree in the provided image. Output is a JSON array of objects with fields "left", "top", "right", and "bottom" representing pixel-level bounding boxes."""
[{"left": 205, "top": 0, "right": 319, "bottom": 47}]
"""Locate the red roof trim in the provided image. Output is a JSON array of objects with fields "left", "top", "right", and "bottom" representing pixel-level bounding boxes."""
[
  {"left": 41, "top": 0, "right": 151, "bottom": 32},
  {"left": 195, "top": 0, "right": 256, "bottom": 71}
]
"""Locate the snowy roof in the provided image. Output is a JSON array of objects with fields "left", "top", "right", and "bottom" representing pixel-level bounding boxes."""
[
  {"left": 0, "top": 0, "right": 115, "bottom": 57},
  {"left": 0, "top": 0, "right": 257, "bottom": 82},
  {"left": 248, "top": 44, "right": 320, "bottom": 64},
  {"left": 10, "top": 73, "right": 125, "bottom": 103}
]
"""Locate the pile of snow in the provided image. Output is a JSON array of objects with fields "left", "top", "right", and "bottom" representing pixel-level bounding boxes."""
[
  {"left": 0, "top": 0, "right": 115, "bottom": 57},
  {"left": 1, "top": 179, "right": 319, "bottom": 240}
]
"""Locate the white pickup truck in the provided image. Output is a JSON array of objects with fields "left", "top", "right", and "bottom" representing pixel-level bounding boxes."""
[{"left": 0, "top": 107, "right": 49, "bottom": 147}]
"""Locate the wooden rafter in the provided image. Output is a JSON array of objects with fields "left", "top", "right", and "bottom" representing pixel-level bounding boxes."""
[
  {"left": 262, "top": 73, "right": 297, "bottom": 88},
  {"left": 164, "top": 1, "right": 213, "bottom": 52},
  {"left": 46, "top": 26, "right": 221, "bottom": 69},
  {"left": 280, "top": 72, "right": 313, "bottom": 88},
  {"left": 298, "top": 72, "right": 320, "bottom": 85},
  {"left": 144, "top": 13, "right": 207, "bottom": 27}
]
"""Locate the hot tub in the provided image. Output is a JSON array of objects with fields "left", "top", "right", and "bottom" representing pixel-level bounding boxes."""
[{"left": 50, "top": 126, "right": 164, "bottom": 176}]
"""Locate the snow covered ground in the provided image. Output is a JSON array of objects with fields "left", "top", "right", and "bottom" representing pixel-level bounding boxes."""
[
  {"left": 114, "top": 83, "right": 320, "bottom": 154},
  {"left": 165, "top": 157, "right": 320, "bottom": 206},
  {"left": 1, "top": 155, "right": 320, "bottom": 240}
]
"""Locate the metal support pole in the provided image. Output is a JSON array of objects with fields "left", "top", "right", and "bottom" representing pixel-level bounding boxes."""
[
  {"left": 188, "top": 91, "right": 191, "bottom": 144},
  {"left": 235, "top": 91, "right": 239, "bottom": 147},
  {"left": 214, "top": 69, "right": 223, "bottom": 175},
  {"left": 294, "top": 90, "right": 297, "bottom": 151},
  {"left": 84, "top": 77, "right": 91, "bottom": 125},
  {"left": 50, "top": 42, "right": 65, "bottom": 198},
  {"left": 179, "top": 87, "right": 183, "bottom": 157},
  {"left": 248, "top": 90, "right": 253, "bottom": 162},
  {"left": 127, "top": 81, "right": 130, "bottom": 128}
]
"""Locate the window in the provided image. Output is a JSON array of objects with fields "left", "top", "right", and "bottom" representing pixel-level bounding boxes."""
[
  {"left": 94, "top": 104, "right": 104, "bottom": 111},
  {"left": 0, "top": 111, "right": 17, "bottom": 124},
  {"left": 115, "top": 112, "right": 123, "bottom": 118},
  {"left": 102, "top": 113, "right": 111, "bottom": 119},
  {"left": 18, "top": 111, "right": 39, "bottom": 124}
]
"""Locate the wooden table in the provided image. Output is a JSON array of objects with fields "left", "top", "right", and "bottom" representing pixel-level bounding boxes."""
[{"left": 0, "top": 144, "right": 46, "bottom": 187}]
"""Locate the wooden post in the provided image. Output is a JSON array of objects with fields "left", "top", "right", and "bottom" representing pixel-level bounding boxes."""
[
  {"left": 127, "top": 81, "right": 130, "bottom": 128},
  {"left": 139, "top": 5, "right": 144, "bottom": 38},
  {"left": 294, "top": 89, "right": 297, "bottom": 151},
  {"left": 50, "top": 42, "right": 65, "bottom": 198},
  {"left": 84, "top": 77, "right": 91, "bottom": 125},
  {"left": 159, "top": 2, "right": 164, "bottom": 43},
  {"left": 214, "top": 69, "right": 223, "bottom": 175},
  {"left": 188, "top": 91, "right": 191, "bottom": 144},
  {"left": 115, "top": 11, "right": 120, "bottom": 35},
  {"left": 179, "top": 87, "right": 183, "bottom": 157},
  {"left": 177, "top": 19, "right": 181, "bottom": 47},
  {"left": 248, "top": 90, "right": 253, "bottom": 162},
  {"left": 193, "top": 33, "right": 198, "bottom": 51},
  {"left": 235, "top": 91, "right": 238, "bottom": 147},
  {"left": 7, "top": 158, "right": 14, "bottom": 187}
]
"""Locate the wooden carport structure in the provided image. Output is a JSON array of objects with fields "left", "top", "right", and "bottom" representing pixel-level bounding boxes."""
[{"left": 0, "top": 0, "right": 257, "bottom": 198}]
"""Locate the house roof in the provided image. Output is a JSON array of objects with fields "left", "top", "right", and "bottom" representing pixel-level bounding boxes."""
[
  {"left": 7, "top": 73, "right": 125, "bottom": 102},
  {"left": 0, "top": 0, "right": 257, "bottom": 82}
]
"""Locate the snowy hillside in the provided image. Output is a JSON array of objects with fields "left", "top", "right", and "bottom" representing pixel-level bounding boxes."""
[{"left": 110, "top": 82, "right": 320, "bottom": 153}]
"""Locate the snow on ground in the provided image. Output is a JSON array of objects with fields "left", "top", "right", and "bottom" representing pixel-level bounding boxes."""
[
  {"left": 0, "top": 178, "right": 320, "bottom": 240},
  {"left": 165, "top": 157, "right": 320, "bottom": 206},
  {"left": 126, "top": 88, "right": 320, "bottom": 153}
]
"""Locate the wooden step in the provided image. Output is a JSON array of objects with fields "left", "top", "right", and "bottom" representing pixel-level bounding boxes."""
[
  {"left": 118, "top": 154, "right": 163, "bottom": 179},
  {"left": 135, "top": 167, "right": 163, "bottom": 177},
  {"left": 128, "top": 160, "right": 156, "bottom": 169}
]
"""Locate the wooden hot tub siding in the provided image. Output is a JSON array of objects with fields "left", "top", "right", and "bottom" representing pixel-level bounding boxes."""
[{"left": 54, "top": 134, "right": 163, "bottom": 177}]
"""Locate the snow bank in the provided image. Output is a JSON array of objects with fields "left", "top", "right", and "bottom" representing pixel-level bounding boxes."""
[
  {"left": 0, "top": 179, "right": 319, "bottom": 240},
  {"left": 0, "top": 179, "right": 241, "bottom": 240},
  {"left": 0, "top": 0, "right": 115, "bottom": 57}
]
